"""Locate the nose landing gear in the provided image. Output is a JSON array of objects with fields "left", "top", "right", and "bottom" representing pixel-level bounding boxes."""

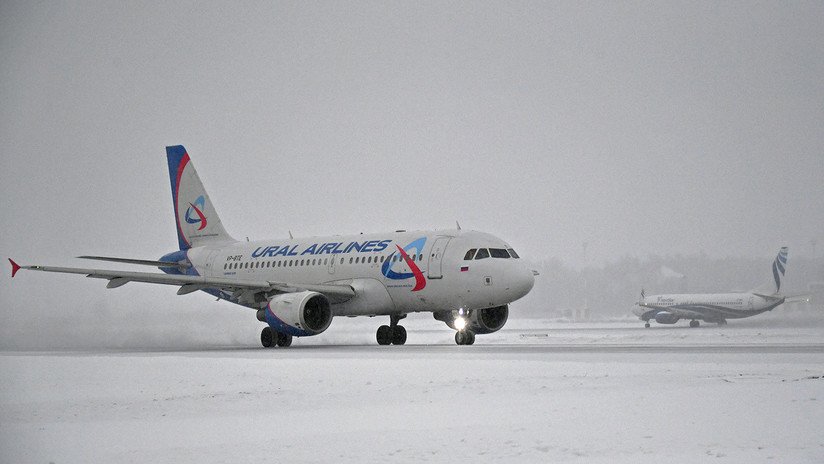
[{"left": 455, "top": 330, "right": 475, "bottom": 345}]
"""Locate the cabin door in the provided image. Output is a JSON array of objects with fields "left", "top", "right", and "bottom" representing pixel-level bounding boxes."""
[{"left": 427, "top": 237, "right": 451, "bottom": 279}]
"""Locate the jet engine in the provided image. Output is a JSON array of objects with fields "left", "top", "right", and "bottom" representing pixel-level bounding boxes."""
[
  {"left": 257, "top": 291, "right": 332, "bottom": 336},
  {"left": 435, "top": 305, "right": 509, "bottom": 334},
  {"left": 653, "top": 312, "right": 679, "bottom": 324}
]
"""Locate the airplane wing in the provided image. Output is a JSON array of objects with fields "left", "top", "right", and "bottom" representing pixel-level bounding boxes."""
[{"left": 8, "top": 259, "right": 355, "bottom": 304}]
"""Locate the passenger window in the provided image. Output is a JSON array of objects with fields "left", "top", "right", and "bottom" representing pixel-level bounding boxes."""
[
  {"left": 475, "top": 248, "right": 490, "bottom": 260},
  {"left": 464, "top": 249, "right": 477, "bottom": 260},
  {"left": 490, "top": 248, "right": 510, "bottom": 259},
  {"left": 349, "top": 257, "right": 353, "bottom": 264},
  {"left": 507, "top": 248, "right": 520, "bottom": 259}
]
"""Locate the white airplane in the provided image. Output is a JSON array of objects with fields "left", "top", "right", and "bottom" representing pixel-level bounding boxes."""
[
  {"left": 632, "top": 247, "right": 789, "bottom": 328},
  {"left": 9, "top": 145, "right": 536, "bottom": 346}
]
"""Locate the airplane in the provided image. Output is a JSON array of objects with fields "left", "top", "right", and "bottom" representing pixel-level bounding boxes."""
[
  {"left": 632, "top": 247, "right": 790, "bottom": 328},
  {"left": 9, "top": 145, "right": 536, "bottom": 346}
]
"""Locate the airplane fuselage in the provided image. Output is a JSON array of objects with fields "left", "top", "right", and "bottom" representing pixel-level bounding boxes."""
[
  {"left": 633, "top": 292, "right": 785, "bottom": 324},
  {"left": 162, "top": 229, "right": 535, "bottom": 318}
]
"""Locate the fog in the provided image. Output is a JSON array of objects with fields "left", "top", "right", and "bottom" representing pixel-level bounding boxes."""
[{"left": 1, "top": 1, "right": 823, "bottom": 348}]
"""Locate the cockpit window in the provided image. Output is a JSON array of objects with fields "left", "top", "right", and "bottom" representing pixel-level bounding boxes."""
[
  {"left": 489, "top": 248, "right": 510, "bottom": 259},
  {"left": 474, "top": 248, "right": 490, "bottom": 260},
  {"left": 507, "top": 248, "right": 520, "bottom": 259},
  {"left": 463, "top": 249, "right": 477, "bottom": 260}
]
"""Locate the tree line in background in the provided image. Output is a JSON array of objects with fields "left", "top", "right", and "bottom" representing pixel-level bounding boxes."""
[{"left": 515, "top": 253, "right": 824, "bottom": 320}]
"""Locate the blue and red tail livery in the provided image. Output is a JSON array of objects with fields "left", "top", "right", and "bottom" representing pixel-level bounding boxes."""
[{"left": 166, "top": 145, "right": 233, "bottom": 250}]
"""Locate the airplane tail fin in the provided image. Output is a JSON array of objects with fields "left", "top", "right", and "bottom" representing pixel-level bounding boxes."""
[
  {"left": 166, "top": 145, "right": 235, "bottom": 250},
  {"left": 750, "top": 247, "right": 789, "bottom": 296},
  {"left": 770, "top": 247, "right": 789, "bottom": 295}
]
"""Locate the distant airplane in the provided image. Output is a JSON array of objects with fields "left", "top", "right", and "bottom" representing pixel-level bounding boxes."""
[
  {"left": 633, "top": 247, "right": 790, "bottom": 327},
  {"left": 9, "top": 145, "right": 535, "bottom": 346}
]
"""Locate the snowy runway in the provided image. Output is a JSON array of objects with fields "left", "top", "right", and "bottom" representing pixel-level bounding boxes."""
[{"left": 2, "top": 320, "right": 823, "bottom": 463}]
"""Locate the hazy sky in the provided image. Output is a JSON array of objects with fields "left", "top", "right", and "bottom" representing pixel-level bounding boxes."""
[{"left": 1, "top": 2, "right": 823, "bottom": 342}]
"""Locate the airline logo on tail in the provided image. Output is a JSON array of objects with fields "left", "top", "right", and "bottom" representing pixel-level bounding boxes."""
[
  {"left": 185, "top": 195, "right": 208, "bottom": 231},
  {"left": 381, "top": 237, "right": 427, "bottom": 291},
  {"left": 772, "top": 247, "right": 788, "bottom": 293}
]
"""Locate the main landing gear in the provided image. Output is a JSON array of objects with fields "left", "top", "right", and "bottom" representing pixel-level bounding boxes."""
[
  {"left": 455, "top": 330, "right": 475, "bottom": 345},
  {"left": 376, "top": 314, "right": 407, "bottom": 345},
  {"left": 261, "top": 326, "right": 293, "bottom": 348},
  {"left": 689, "top": 320, "right": 700, "bottom": 328}
]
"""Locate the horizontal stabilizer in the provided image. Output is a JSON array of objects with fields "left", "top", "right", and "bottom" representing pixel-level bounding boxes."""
[
  {"left": 78, "top": 256, "right": 191, "bottom": 268},
  {"left": 753, "top": 293, "right": 783, "bottom": 301}
]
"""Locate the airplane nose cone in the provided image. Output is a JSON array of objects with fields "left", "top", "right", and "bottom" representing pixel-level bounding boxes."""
[{"left": 512, "top": 265, "right": 535, "bottom": 300}]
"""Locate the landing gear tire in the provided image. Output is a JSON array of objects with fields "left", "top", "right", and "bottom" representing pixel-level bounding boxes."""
[
  {"left": 378, "top": 314, "right": 408, "bottom": 346},
  {"left": 277, "top": 332, "right": 293, "bottom": 347},
  {"left": 689, "top": 320, "right": 700, "bottom": 328},
  {"left": 261, "top": 327, "right": 274, "bottom": 348},
  {"left": 391, "top": 325, "right": 407, "bottom": 345},
  {"left": 455, "top": 331, "right": 475, "bottom": 345},
  {"left": 644, "top": 322, "right": 651, "bottom": 328},
  {"left": 377, "top": 325, "right": 392, "bottom": 345}
]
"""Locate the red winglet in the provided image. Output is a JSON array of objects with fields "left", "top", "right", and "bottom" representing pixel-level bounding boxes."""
[{"left": 9, "top": 258, "right": 21, "bottom": 278}]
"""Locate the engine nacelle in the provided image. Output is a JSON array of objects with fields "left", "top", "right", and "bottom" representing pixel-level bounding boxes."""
[
  {"left": 257, "top": 291, "right": 332, "bottom": 337},
  {"left": 435, "top": 305, "right": 509, "bottom": 334},
  {"left": 654, "top": 312, "right": 679, "bottom": 324}
]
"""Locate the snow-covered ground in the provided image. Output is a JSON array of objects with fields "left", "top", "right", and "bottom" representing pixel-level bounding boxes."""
[{"left": 2, "top": 317, "right": 823, "bottom": 463}]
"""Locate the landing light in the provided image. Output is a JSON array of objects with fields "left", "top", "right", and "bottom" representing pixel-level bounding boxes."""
[{"left": 454, "top": 317, "right": 467, "bottom": 331}]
